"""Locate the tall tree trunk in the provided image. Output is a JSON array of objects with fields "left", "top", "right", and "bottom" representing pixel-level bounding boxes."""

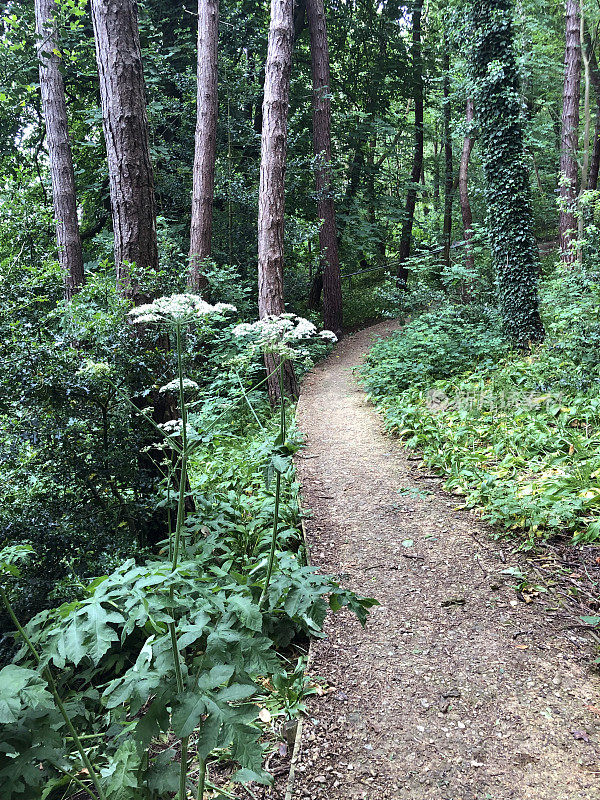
[
  {"left": 306, "top": 0, "right": 342, "bottom": 335},
  {"left": 188, "top": 0, "right": 219, "bottom": 292},
  {"left": 433, "top": 128, "right": 440, "bottom": 207},
  {"left": 258, "top": 0, "right": 298, "bottom": 402},
  {"left": 397, "top": 0, "right": 424, "bottom": 286},
  {"left": 585, "top": 30, "right": 600, "bottom": 190},
  {"left": 578, "top": 10, "right": 591, "bottom": 261},
  {"left": 559, "top": 0, "right": 581, "bottom": 266},
  {"left": 34, "top": 0, "right": 84, "bottom": 300},
  {"left": 442, "top": 46, "right": 453, "bottom": 271},
  {"left": 91, "top": 0, "right": 158, "bottom": 299},
  {"left": 589, "top": 111, "right": 600, "bottom": 190},
  {"left": 459, "top": 97, "right": 475, "bottom": 272}
]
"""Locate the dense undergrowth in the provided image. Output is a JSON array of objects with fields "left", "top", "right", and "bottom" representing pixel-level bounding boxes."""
[
  {"left": 361, "top": 263, "right": 600, "bottom": 546},
  {"left": 0, "top": 283, "right": 374, "bottom": 798}
]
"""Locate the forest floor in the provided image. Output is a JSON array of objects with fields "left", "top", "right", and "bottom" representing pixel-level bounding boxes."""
[{"left": 289, "top": 319, "right": 600, "bottom": 800}]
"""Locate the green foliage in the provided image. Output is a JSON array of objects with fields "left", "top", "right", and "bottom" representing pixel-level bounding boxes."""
[
  {"left": 361, "top": 268, "right": 600, "bottom": 544},
  {"left": 361, "top": 303, "right": 508, "bottom": 397},
  {"left": 468, "top": 0, "right": 545, "bottom": 344},
  {"left": 0, "top": 299, "right": 371, "bottom": 799}
]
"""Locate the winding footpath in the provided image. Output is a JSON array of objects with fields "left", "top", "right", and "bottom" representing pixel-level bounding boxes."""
[{"left": 293, "top": 320, "right": 600, "bottom": 800}]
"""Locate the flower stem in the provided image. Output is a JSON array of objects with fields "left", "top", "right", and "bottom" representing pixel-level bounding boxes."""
[
  {"left": 172, "top": 321, "right": 191, "bottom": 800},
  {"left": 259, "top": 360, "right": 286, "bottom": 610},
  {"left": 179, "top": 737, "right": 189, "bottom": 800},
  {"left": 196, "top": 757, "right": 207, "bottom": 800},
  {"left": 0, "top": 588, "right": 107, "bottom": 800}
]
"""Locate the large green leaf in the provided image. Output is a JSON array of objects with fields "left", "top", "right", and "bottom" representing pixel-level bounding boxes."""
[
  {"left": 0, "top": 665, "right": 53, "bottom": 724},
  {"left": 171, "top": 692, "right": 209, "bottom": 739}
]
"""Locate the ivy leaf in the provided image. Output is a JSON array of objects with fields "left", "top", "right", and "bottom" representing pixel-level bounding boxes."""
[{"left": 581, "top": 615, "right": 600, "bottom": 627}]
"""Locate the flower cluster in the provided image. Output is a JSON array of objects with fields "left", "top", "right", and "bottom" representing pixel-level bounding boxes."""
[
  {"left": 233, "top": 313, "right": 337, "bottom": 359},
  {"left": 158, "top": 378, "right": 199, "bottom": 395},
  {"left": 76, "top": 360, "right": 113, "bottom": 378},
  {"left": 158, "top": 419, "right": 184, "bottom": 436},
  {"left": 128, "top": 294, "right": 236, "bottom": 325}
]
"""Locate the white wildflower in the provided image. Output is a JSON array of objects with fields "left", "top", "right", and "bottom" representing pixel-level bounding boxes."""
[
  {"left": 319, "top": 329, "right": 338, "bottom": 343},
  {"left": 158, "top": 378, "right": 199, "bottom": 394},
  {"left": 233, "top": 314, "right": 336, "bottom": 358},
  {"left": 128, "top": 294, "right": 236, "bottom": 325},
  {"left": 77, "top": 360, "right": 113, "bottom": 378},
  {"left": 158, "top": 419, "right": 183, "bottom": 435}
]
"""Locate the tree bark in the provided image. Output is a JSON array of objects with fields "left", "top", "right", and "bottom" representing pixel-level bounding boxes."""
[
  {"left": 459, "top": 97, "right": 475, "bottom": 272},
  {"left": 34, "top": 0, "right": 84, "bottom": 300},
  {"left": 188, "top": 0, "right": 219, "bottom": 292},
  {"left": 589, "top": 111, "right": 600, "bottom": 190},
  {"left": 306, "top": 0, "right": 342, "bottom": 335},
  {"left": 442, "top": 46, "right": 453, "bottom": 271},
  {"left": 585, "top": 30, "right": 600, "bottom": 189},
  {"left": 559, "top": 0, "right": 581, "bottom": 265},
  {"left": 258, "top": 0, "right": 298, "bottom": 402},
  {"left": 397, "top": 0, "right": 424, "bottom": 285},
  {"left": 90, "top": 0, "right": 158, "bottom": 298}
]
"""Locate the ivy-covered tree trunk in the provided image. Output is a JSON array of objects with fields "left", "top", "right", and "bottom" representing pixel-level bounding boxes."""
[
  {"left": 34, "top": 0, "right": 84, "bottom": 300},
  {"left": 469, "top": 0, "right": 544, "bottom": 344},
  {"left": 90, "top": 0, "right": 158, "bottom": 299},
  {"left": 559, "top": 0, "right": 581, "bottom": 265},
  {"left": 459, "top": 97, "right": 475, "bottom": 271},
  {"left": 307, "top": 0, "right": 342, "bottom": 336},
  {"left": 397, "top": 0, "right": 423, "bottom": 286},
  {"left": 258, "top": 0, "right": 298, "bottom": 402},
  {"left": 188, "top": 0, "right": 219, "bottom": 293}
]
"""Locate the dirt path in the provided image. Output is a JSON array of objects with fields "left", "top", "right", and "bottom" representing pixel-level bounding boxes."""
[{"left": 293, "top": 320, "right": 600, "bottom": 800}]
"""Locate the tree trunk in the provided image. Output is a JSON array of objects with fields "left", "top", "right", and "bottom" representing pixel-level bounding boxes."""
[
  {"left": 559, "top": 0, "right": 581, "bottom": 266},
  {"left": 469, "top": 0, "right": 544, "bottom": 344},
  {"left": 585, "top": 30, "right": 600, "bottom": 190},
  {"left": 459, "top": 97, "right": 475, "bottom": 272},
  {"left": 34, "top": 0, "right": 84, "bottom": 300},
  {"left": 90, "top": 0, "right": 158, "bottom": 298},
  {"left": 188, "top": 0, "right": 219, "bottom": 292},
  {"left": 433, "top": 129, "right": 440, "bottom": 207},
  {"left": 442, "top": 46, "right": 453, "bottom": 271},
  {"left": 258, "top": 0, "right": 298, "bottom": 402},
  {"left": 306, "top": 0, "right": 342, "bottom": 335},
  {"left": 397, "top": 0, "right": 424, "bottom": 286},
  {"left": 589, "top": 111, "right": 600, "bottom": 190}
]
